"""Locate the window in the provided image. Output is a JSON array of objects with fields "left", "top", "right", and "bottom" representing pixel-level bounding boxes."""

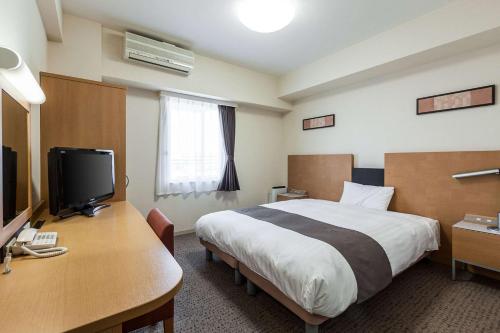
[{"left": 156, "top": 95, "right": 226, "bottom": 195}]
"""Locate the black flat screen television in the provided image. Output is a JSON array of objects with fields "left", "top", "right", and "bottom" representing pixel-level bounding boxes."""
[
  {"left": 48, "top": 147, "right": 115, "bottom": 218},
  {"left": 2, "top": 145, "right": 17, "bottom": 225}
]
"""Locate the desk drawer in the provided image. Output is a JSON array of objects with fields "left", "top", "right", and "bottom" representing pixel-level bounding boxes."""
[{"left": 452, "top": 228, "right": 500, "bottom": 269}]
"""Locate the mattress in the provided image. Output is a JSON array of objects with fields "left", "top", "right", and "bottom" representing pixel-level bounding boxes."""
[{"left": 195, "top": 199, "right": 440, "bottom": 318}]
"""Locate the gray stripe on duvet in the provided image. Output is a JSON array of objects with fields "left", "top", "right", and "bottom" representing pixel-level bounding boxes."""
[{"left": 234, "top": 206, "right": 392, "bottom": 303}]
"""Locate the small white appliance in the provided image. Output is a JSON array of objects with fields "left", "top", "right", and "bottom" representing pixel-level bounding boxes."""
[
  {"left": 269, "top": 186, "right": 287, "bottom": 203},
  {"left": 123, "top": 32, "right": 195, "bottom": 75}
]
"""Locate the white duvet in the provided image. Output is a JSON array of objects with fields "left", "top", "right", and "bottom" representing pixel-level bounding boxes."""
[{"left": 195, "top": 199, "right": 440, "bottom": 318}]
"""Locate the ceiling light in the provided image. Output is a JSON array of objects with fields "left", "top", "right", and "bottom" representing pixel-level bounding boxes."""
[
  {"left": 0, "top": 46, "right": 46, "bottom": 104},
  {"left": 237, "top": 0, "right": 295, "bottom": 33}
]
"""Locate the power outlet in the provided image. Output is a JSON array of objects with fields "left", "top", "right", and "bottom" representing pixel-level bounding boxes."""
[{"left": 464, "top": 214, "right": 498, "bottom": 225}]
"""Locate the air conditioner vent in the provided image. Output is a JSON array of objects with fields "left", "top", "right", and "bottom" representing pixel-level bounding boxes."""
[{"left": 123, "top": 32, "right": 194, "bottom": 75}]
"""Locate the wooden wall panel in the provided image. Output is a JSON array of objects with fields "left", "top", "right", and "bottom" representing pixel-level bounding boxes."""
[
  {"left": 288, "top": 154, "right": 353, "bottom": 202},
  {"left": 40, "top": 73, "right": 127, "bottom": 206},
  {"left": 385, "top": 151, "right": 500, "bottom": 264}
]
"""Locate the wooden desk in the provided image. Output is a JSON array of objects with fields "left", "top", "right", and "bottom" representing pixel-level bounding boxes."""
[{"left": 0, "top": 201, "right": 183, "bottom": 333}]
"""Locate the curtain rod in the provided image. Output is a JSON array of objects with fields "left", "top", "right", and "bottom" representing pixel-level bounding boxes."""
[{"left": 160, "top": 90, "right": 238, "bottom": 108}]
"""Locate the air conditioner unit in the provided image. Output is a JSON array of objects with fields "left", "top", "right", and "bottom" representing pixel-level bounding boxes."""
[{"left": 123, "top": 32, "right": 194, "bottom": 75}]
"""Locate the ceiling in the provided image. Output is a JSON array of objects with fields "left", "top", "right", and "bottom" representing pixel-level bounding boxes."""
[{"left": 62, "top": 0, "right": 455, "bottom": 75}]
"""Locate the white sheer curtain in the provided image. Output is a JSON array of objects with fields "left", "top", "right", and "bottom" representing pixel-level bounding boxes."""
[{"left": 156, "top": 94, "right": 226, "bottom": 195}]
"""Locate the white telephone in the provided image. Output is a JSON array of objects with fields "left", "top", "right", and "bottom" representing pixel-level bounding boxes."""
[
  {"left": 11, "top": 228, "right": 68, "bottom": 258},
  {"left": 3, "top": 228, "right": 68, "bottom": 274}
]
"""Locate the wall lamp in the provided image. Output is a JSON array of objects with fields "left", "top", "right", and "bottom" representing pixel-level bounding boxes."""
[
  {"left": 0, "top": 46, "right": 46, "bottom": 104},
  {"left": 452, "top": 168, "right": 500, "bottom": 179},
  {"left": 452, "top": 168, "right": 500, "bottom": 231}
]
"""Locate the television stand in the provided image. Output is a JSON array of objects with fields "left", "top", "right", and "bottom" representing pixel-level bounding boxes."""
[
  {"left": 80, "top": 203, "right": 111, "bottom": 217},
  {"left": 58, "top": 203, "right": 111, "bottom": 220}
]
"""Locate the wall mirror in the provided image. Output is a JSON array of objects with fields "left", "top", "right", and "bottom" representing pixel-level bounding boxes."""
[{"left": 0, "top": 87, "right": 31, "bottom": 248}]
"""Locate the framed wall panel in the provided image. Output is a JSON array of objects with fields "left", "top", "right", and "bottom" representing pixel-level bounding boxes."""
[
  {"left": 417, "top": 85, "right": 495, "bottom": 115},
  {"left": 303, "top": 114, "right": 335, "bottom": 130}
]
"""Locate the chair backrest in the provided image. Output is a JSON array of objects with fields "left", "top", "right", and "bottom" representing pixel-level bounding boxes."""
[{"left": 146, "top": 208, "right": 174, "bottom": 255}]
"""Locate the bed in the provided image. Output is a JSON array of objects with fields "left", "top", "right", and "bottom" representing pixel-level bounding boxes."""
[
  {"left": 196, "top": 198, "right": 439, "bottom": 332},
  {"left": 195, "top": 162, "right": 441, "bottom": 333}
]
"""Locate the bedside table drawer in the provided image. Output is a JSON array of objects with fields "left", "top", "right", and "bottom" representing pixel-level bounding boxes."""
[{"left": 452, "top": 228, "right": 500, "bottom": 270}]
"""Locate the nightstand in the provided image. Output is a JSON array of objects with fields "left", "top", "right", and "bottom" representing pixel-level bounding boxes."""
[
  {"left": 277, "top": 193, "right": 309, "bottom": 201},
  {"left": 452, "top": 221, "right": 500, "bottom": 280}
]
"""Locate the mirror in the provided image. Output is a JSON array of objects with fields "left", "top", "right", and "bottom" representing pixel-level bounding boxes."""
[{"left": 2, "top": 90, "right": 29, "bottom": 227}]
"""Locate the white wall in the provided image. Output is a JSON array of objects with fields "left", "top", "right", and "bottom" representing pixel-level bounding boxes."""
[
  {"left": 101, "top": 29, "right": 290, "bottom": 111},
  {"left": 279, "top": 0, "right": 500, "bottom": 101},
  {"left": 284, "top": 43, "right": 500, "bottom": 168},
  {"left": 126, "top": 88, "right": 285, "bottom": 232},
  {"left": 44, "top": 14, "right": 288, "bottom": 231},
  {"left": 0, "top": 0, "right": 47, "bottom": 204},
  {"left": 47, "top": 14, "right": 102, "bottom": 81},
  {"left": 42, "top": 11, "right": 500, "bottom": 231},
  {"left": 0, "top": 1, "right": 47, "bottom": 75},
  {"left": 46, "top": 15, "right": 290, "bottom": 111}
]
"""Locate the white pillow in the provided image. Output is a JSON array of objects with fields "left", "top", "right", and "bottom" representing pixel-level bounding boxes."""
[{"left": 339, "top": 181, "right": 394, "bottom": 211}]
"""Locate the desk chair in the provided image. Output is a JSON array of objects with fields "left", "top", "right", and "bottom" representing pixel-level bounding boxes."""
[{"left": 122, "top": 209, "right": 175, "bottom": 333}]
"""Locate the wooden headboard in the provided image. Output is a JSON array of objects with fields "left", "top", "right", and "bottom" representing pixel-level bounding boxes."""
[
  {"left": 385, "top": 151, "right": 500, "bottom": 264},
  {"left": 288, "top": 154, "right": 353, "bottom": 201}
]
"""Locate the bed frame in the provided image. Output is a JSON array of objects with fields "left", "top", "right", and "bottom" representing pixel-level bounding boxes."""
[
  {"left": 201, "top": 240, "right": 431, "bottom": 333},
  {"left": 200, "top": 152, "right": 500, "bottom": 333},
  {"left": 202, "top": 155, "right": 361, "bottom": 332},
  {"left": 202, "top": 240, "right": 328, "bottom": 333}
]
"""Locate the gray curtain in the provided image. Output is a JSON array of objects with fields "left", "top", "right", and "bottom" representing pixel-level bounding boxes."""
[{"left": 217, "top": 105, "right": 240, "bottom": 191}]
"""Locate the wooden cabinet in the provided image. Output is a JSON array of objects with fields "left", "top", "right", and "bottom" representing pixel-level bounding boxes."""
[
  {"left": 452, "top": 221, "right": 500, "bottom": 280},
  {"left": 40, "top": 73, "right": 127, "bottom": 205}
]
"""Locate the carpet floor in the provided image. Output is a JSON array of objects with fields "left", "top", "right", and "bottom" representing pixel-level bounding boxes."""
[{"left": 135, "top": 233, "right": 500, "bottom": 333}]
